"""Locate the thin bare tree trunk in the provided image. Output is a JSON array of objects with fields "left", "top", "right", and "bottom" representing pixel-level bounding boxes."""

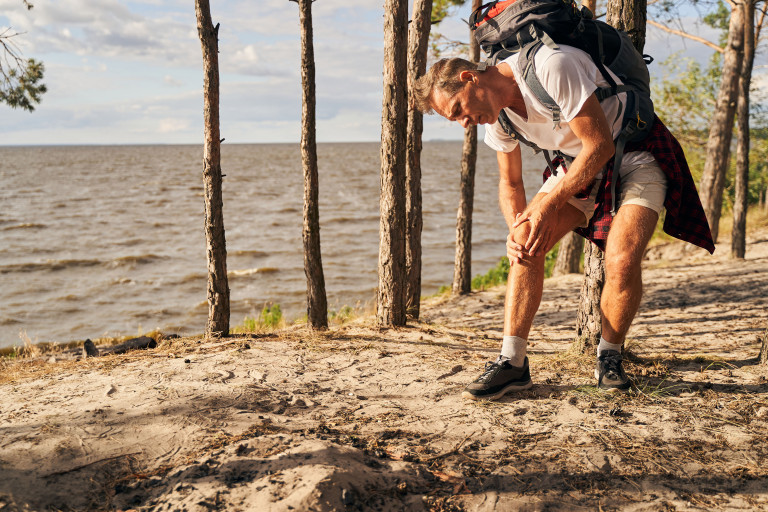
[
  {"left": 732, "top": 0, "right": 756, "bottom": 259},
  {"left": 606, "top": 0, "right": 647, "bottom": 49},
  {"left": 574, "top": 0, "right": 646, "bottom": 352},
  {"left": 405, "top": 0, "right": 433, "bottom": 319},
  {"left": 576, "top": 241, "right": 605, "bottom": 349},
  {"left": 553, "top": 232, "right": 584, "bottom": 276},
  {"left": 295, "top": 0, "right": 328, "bottom": 328},
  {"left": 195, "top": 0, "right": 229, "bottom": 337},
  {"left": 699, "top": 2, "right": 746, "bottom": 242},
  {"left": 760, "top": 328, "right": 768, "bottom": 365},
  {"left": 452, "top": 0, "right": 482, "bottom": 295},
  {"left": 453, "top": 125, "right": 477, "bottom": 294},
  {"left": 377, "top": 0, "right": 409, "bottom": 327}
]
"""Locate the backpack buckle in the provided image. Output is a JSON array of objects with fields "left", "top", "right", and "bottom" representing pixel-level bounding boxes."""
[{"left": 636, "top": 112, "right": 647, "bottom": 130}]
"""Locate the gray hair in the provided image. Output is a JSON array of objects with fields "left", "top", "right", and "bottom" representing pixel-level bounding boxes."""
[{"left": 412, "top": 58, "right": 482, "bottom": 114}]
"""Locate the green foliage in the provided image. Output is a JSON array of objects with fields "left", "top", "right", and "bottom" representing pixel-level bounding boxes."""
[
  {"left": 653, "top": 48, "right": 768, "bottom": 209},
  {"left": 431, "top": 0, "right": 466, "bottom": 24},
  {"left": 429, "top": 0, "right": 470, "bottom": 59},
  {"left": 544, "top": 242, "right": 559, "bottom": 278},
  {"left": 0, "top": 58, "right": 47, "bottom": 111},
  {"left": 652, "top": 52, "right": 720, "bottom": 145},
  {"left": 471, "top": 256, "right": 510, "bottom": 290},
  {"left": 233, "top": 303, "right": 284, "bottom": 333},
  {"left": 328, "top": 305, "right": 354, "bottom": 323},
  {"left": 1, "top": 2, "right": 46, "bottom": 110},
  {"left": 703, "top": 0, "right": 731, "bottom": 46},
  {"left": 469, "top": 244, "right": 561, "bottom": 291},
  {"left": 259, "top": 304, "right": 283, "bottom": 327}
]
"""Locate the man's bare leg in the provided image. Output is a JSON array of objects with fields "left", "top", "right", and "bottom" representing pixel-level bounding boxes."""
[
  {"left": 462, "top": 198, "right": 585, "bottom": 400},
  {"left": 601, "top": 204, "right": 659, "bottom": 344},
  {"left": 503, "top": 198, "right": 587, "bottom": 339},
  {"left": 595, "top": 204, "right": 658, "bottom": 391}
]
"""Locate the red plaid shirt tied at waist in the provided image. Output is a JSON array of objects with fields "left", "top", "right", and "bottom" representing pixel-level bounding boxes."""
[{"left": 545, "top": 116, "right": 715, "bottom": 254}]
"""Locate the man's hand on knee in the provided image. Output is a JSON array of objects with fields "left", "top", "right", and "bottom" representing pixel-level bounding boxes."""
[{"left": 506, "top": 223, "right": 534, "bottom": 264}]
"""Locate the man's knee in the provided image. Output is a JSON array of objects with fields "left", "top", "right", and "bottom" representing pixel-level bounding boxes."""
[
  {"left": 605, "top": 248, "right": 642, "bottom": 282},
  {"left": 512, "top": 222, "right": 532, "bottom": 247}
]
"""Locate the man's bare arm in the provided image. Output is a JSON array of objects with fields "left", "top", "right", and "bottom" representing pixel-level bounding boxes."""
[
  {"left": 512, "top": 94, "right": 614, "bottom": 256},
  {"left": 497, "top": 145, "right": 530, "bottom": 264},
  {"left": 498, "top": 145, "right": 526, "bottom": 230}
]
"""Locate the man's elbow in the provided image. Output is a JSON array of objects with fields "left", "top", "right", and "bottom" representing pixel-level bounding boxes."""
[
  {"left": 597, "top": 137, "right": 615, "bottom": 164},
  {"left": 499, "top": 177, "right": 524, "bottom": 195}
]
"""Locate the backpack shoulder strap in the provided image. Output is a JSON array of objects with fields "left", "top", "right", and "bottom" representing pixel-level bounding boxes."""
[
  {"left": 519, "top": 41, "right": 562, "bottom": 129},
  {"left": 497, "top": 109, "right": 558, "bottom": 175}
]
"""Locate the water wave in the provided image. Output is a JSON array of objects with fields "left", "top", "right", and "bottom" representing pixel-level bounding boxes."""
[
  {"left": 228, "top": 267, "right": 279, "bottom": 277},
  {"left": 0, "top": 254, "right": 166, "bottom": 274},
  {"left": 231, "top": 250, "right": 268, "bottom": 258},
  {"left": 106, "top": 254, "right": 167, "bottom": 268},
  {"left": 0, "top": 259, "right": 102, "bottom": 274},
  {"left": 2, "top": 223, "right": 47, "bottom": 231}
]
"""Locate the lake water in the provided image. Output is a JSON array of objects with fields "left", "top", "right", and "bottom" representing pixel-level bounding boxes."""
[{"left": 0, "top": 142, "right": 542, "bottom": 348}]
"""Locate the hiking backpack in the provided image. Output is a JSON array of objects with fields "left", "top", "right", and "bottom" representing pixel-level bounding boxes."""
[{"left": 470, "top": 0, "right": 655, "bottom": 213}]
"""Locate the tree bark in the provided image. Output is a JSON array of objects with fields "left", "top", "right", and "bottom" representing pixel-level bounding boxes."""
[
  {"left": 553, "top": 232, "right": 584, "bottom": 277},
  {"left": 405, "top": 0, "right": 433, "bottom": 319},
  {"left": 731, "top": 0, "right": 755, "bottom": 259},
  {"left": 699, "top": 2, "right": 746, "bottom": 242},
  {"left": 453, "top": 124, "right": 478, "bottom": 294},
  {"left": 606, "top": 0, "right": 647, "bottom": 50},
  {"left": 760, "top": 329, "right": 768, "bottom": 366},
  {"left": 377, "top": 0, "right": 409, "bottom": 327},
  {"left": 574, "top": 0, "right": 646, "bottom": 352},
  {"left": 576, "top": 241, "right": 605, "bottom": 349},
  {"left": 452, "top": 0, "right": 482, "bottom": 296},
  {"left": 296, "top": 0, "right": 328, "bottom": 328},
  {"left": 195, "top": 0, "right": 230, "bottom": 338}
]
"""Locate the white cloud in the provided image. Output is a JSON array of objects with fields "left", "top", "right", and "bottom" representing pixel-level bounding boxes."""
[
  {"left": 158, "top": 117, "right": 190, "bottom": 133},
  {"left": 163, "top": 74, "right": 183, "bottom": 87}
]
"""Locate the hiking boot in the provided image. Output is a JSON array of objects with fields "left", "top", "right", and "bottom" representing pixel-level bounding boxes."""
[
  {"left": 462, "top": 357, "right": 532, "bottom": 401},
  {"left": 595, "top": 350, "right": 631, "bottom": 391}
]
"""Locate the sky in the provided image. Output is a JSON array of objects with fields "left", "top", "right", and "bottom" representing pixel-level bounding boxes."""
[{"left": 0, "top": 0, "right": 764, "bottom": 145}]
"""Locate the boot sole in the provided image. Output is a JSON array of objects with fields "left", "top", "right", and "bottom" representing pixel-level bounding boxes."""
[{"left": 462, "top": 380, "right": 533, "bottom": 401}]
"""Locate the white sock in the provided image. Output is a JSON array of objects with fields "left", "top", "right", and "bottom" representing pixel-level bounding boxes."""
[
  {"left": 499, "top": 335, "right": 527, "bottom": 367},
  {"left": 597, "top": 337, "right": 623, "bottom": 357}
]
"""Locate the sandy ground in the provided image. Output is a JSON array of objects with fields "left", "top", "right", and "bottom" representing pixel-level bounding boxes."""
[{"left": 1, "top": 229, "right": 767, "bottom": 512}]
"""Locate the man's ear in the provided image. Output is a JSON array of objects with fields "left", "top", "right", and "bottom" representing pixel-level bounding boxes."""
[{"left": 458, "top": 70, "right": 476, "bottom": 84}]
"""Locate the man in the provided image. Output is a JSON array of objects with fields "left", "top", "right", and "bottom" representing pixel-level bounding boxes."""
[{"left": 413, "top": 47, "right": 714, "bottom": 400}]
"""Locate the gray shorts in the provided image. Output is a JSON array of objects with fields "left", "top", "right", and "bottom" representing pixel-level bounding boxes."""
[{"left": 539, "top": 153, "right": 668, "bottom": 228}]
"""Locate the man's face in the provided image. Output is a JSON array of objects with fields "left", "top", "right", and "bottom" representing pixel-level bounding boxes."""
[{"left": 431, "top": 75, "right": 497, "bottom": 128}]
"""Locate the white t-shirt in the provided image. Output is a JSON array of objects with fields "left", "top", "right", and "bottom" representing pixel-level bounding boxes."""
[{"left": 484, "top": 44, "right": 653, "bottom": 167}]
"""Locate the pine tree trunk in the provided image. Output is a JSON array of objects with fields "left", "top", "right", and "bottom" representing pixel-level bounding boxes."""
[
  {"left": 573, "top": 0, "right": 646, "bottom": 352},
  {"left": 297, "top": 0, "right": 328, "bottom": 329},
  {"left": 453, "top": 124, "right": 477, "bottom": 294},
  {"left": 377, "top": 0, "right": 409, "bottom": 327},
  {"left": 576, "top": 241, "right": 605, "bottom": 349},
  {"left": 732, "top": 0, "right": 755, "bottom": 260},
  {"left": 196, "top": 0, "right": 230, "bottom": 338},
  {"left": 699, "top": 3, "right": 746, "bottom": 242},
  {"left": 605, "top": 0, "right": 647, "bottom": 49},
  {"left": 452, "top": 0, "right": 482, "bottom": 296},
  {"left": 405, "top": 0, "right": 432, "bottom": 319},
  {"left": 553, "top": 232, "right": 584, "bottom": 277},
  {"left": 760, "top": 329, "right": 768, "bottom": 365}
]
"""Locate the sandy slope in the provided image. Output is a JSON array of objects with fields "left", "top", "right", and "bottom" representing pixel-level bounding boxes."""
[{"left": 1, "top": 230, "right": 767, "bottom": 512}]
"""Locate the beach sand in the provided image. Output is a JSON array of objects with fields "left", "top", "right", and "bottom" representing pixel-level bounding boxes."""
[{"left": 1, "top": 229, "right": 767, "bottom": 511}]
